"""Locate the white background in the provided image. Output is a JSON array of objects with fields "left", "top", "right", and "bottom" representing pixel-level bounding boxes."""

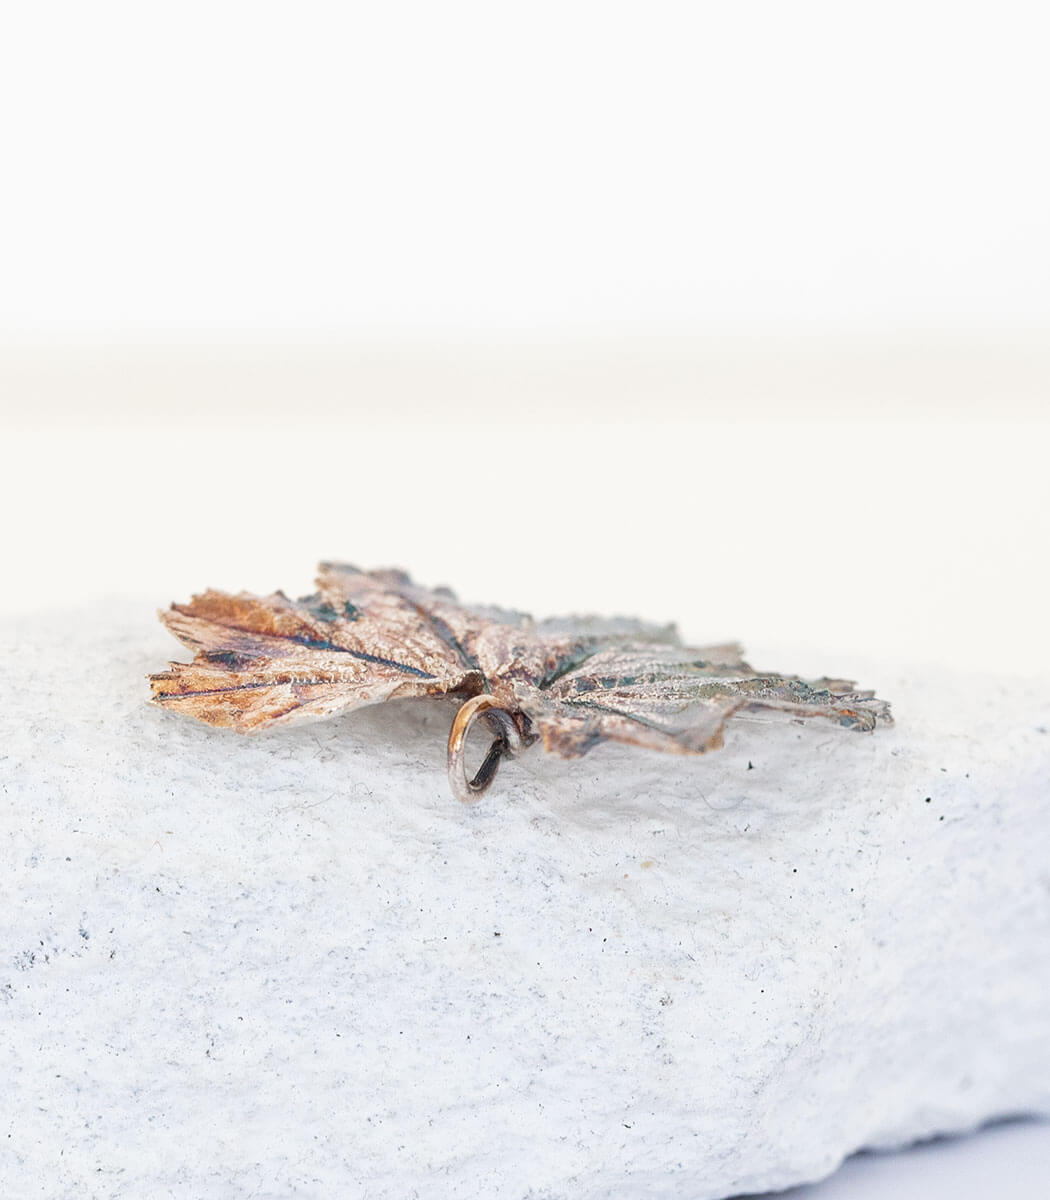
[
  {"left": 1, "top": 1, "right": 1049, "bottom": 336},
  {"left": 1, "top": 2, "right": 1048, "bottom": 1195}
]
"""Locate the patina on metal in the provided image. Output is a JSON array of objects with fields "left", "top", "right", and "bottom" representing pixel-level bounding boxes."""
[{"left": 149, "top": 562, "right": 892, "bottom": 803}]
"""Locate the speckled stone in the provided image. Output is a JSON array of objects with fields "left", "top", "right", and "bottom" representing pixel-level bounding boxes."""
[{"left": 2, "top": 605, "right": 1048, "bottom": 1199}]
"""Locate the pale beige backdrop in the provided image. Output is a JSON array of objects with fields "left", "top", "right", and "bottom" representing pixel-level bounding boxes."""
[{"left": 2, "top": 335, "right": 1047, "bottom": 679}]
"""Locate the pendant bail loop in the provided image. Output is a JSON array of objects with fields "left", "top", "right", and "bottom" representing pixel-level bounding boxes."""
[{"left": 447, "top": 695, "right": 522, "bottom": 804}]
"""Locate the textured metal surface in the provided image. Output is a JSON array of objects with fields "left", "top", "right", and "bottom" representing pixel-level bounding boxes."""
[{"left": 149, "top": 562, "right": 892, "bottom": 784}]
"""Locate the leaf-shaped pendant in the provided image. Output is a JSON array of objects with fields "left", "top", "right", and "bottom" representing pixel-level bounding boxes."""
[{"left": 148, "top": 562, "right": 892, "bottom": 803}]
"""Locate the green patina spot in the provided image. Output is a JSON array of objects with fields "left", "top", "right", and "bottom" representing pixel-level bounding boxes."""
[{"left": 303, "top": 595, "right": 362, "bottom": 623}]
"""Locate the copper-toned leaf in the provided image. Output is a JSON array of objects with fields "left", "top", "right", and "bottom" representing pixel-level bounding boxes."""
[
  {"left": 149, "top": 563, "right": 892, "bottom": 797},
  {"left": 150, "top": 565, "right": 486, "bottom": 730}
]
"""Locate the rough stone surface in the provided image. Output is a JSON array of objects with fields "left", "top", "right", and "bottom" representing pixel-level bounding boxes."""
[{"left": 2, "top": 604, "right": 1048, "bottom": 1199}]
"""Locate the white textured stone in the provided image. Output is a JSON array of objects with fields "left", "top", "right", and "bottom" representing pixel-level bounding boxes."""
[{"left": 2, "top": 604, "right": 1048, "bottom": 1199}]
